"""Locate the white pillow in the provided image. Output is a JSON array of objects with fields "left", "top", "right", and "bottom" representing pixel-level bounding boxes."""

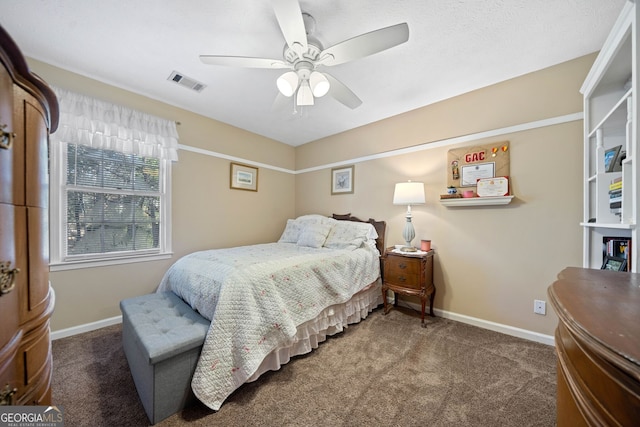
[
  {"left": 278, "top": 219, "right": 303, "bottom": 243},
  {"left": 278, "top": 215, "right": 336, "bottom": 243},
  {"left": 297, "top": 222, "right": 333, "bottom": 248},
  {"left": 324, "top": 221, "right": 378, "bottom": 250}
]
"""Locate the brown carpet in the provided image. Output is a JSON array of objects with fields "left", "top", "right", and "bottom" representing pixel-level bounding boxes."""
[{"left": 52, "top": 307, "right": 557, "bottom": 426}]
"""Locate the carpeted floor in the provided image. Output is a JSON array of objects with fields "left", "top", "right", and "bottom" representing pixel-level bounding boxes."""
[{"left": 52, "top": 307, "right": 557, "bottom": 426}]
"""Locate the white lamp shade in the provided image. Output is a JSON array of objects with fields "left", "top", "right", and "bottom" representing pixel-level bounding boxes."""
[
  {"left": 393, "top": 181, "right": 425, "bottom": 205},
  {"left": 296, "top": 80, "right": 314, "bottom": 106},
  {"left": 309, "top": 71, "right": 330, "bottom": 97},
  {"left": 276, "top": 71, "right": 299, "bottom": 97}
]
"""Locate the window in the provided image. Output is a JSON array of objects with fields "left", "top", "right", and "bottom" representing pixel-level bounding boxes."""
[
  {"left": 50, "top": 87, "right": 178, "bottom": 269},
  {"left": 66, "top": 144, "right": 163, "bottom": 255}
]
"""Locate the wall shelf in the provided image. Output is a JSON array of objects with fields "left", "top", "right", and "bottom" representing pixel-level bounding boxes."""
[
  {"left": 439, "top": 195, "right": 514, "bottom": 207},
  {"left": 580, "top": 221, "right": 635, "bottom": 230}
]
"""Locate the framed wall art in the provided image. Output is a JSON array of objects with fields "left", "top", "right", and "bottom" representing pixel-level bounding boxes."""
[
  {"left": 331, "top": 165, "right": 354, "bottom": 195},
  {"left": 230, "top": 162, "right": 258, "bottom": 191}
]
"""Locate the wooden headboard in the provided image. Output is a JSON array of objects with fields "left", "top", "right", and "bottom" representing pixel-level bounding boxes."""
[{"left": 332, "top": 213, "right": 386, "bottom": 256}]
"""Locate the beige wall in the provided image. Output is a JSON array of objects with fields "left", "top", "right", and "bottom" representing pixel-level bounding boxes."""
[
  {"left": 30, "top": 52, "right": 593, "bottom": 338},
  {"left": 28, "top": 60, "right": 296, "bottom": 331},
  {"left": 295, "top": 54, "right": 596, "bottom": 336}
]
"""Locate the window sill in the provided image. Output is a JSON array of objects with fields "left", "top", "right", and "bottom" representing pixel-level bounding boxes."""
[{"left": 50, "top": 252, "right": 174, "bottom": 272}]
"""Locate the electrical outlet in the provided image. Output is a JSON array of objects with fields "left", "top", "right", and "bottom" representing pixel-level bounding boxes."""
[{"left": 534, "top": 300, "right": 546, "bottom": 315}]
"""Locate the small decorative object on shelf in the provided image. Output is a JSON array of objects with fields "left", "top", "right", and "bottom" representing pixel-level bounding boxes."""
[
  {"left": 604, "top": 145, "right": 622, "bottom": 172},
  {"left": 441, "top": 186, "right": 461, "bottom": 199},
  {"left": 601, "top": 255, "right": 627, "bottom": 271}
]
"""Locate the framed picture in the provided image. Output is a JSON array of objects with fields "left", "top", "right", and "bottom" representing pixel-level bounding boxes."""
[
  {"left": 604, "top": 145, "right": 622, "bottom": 172},
  {"left": 230, "top": 162, "right": 258, "bottom": 191},
  {"left": 601, "top": 255, "right": 627, "bottom": 271},
  {"left": 331, "top": 165, "right": 354, "bottom": 195},
  {"left": 460, "top": 163, "right": 495, "bottom": 187}
]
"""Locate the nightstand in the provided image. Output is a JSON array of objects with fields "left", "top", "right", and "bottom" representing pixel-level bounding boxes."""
[{"left": 381, "top": 248, "right": 435, "bottom": 327}]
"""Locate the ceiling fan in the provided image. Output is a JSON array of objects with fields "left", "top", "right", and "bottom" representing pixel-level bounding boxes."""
[{"left": 199, "top": 0, "right": 409, "bottom": 109}]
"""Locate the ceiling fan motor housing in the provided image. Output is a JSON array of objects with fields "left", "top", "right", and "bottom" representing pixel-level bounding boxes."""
[{"left": 282, "top": 35, "right": 323, "bottom": 65}]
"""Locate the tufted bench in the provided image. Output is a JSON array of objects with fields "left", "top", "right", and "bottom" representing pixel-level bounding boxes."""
[{"left": 120, "top": 292, "right": 210, "bottom": 424}]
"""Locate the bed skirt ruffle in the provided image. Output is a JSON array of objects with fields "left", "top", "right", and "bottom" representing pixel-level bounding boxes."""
[{"left": 246, "top": 280, "right": 382, "bottom": 382}]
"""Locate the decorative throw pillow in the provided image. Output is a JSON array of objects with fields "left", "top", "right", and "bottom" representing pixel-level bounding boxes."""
[
  {"left": 324, "top": 221, "right": 377, "bottom": 250},
  {"left": 297, "top": 222, "right": 333, "bottom": 248},
  {"left": 278, "top": 219, "right": 304, "bottom": 243}
]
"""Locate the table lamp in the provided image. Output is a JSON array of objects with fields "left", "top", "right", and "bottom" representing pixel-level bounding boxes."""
[{"left": 393, "top": 181, "right": 425, "bottom": 251}]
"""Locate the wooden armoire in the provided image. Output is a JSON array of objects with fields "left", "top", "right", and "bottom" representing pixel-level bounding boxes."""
[{"left": 0, "top": 25, "right": 58, "bottom": 405}]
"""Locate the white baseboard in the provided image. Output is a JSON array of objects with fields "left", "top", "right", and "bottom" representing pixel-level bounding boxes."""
[
  {"left": 50, "top": 306, "right": 555, "bottom": 346},
  {"left": 398, "top": 301, "right": 555, "bottom": 346},
  {"left": 51, "top": 315, "right": 122, "bottom": 341}
]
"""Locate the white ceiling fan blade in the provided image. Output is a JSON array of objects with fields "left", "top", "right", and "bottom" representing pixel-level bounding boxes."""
[
  {"left": 324, "top": 73, "right": 362, "bottom": 109},
  {"left": 271, "top": 92, "right": 292, "bottom": 112},
  {"left": 200, "top": 55, "right": 290, "bottom": 69},
  {"left": 320, "top": 23, "right": 409, "bottom": 66},
  {"left": 272, "top": 0, "right": 308, "bottom": 53}
]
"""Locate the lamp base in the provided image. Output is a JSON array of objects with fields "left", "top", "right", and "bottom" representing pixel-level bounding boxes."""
[{"left": 401, "top": 246, "right": 417, "bottom": 252}]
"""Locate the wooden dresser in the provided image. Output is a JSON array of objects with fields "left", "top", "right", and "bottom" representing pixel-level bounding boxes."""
[
  {"left": 548, "top": 267, "right": 640, "bottom": 426},
  {"left": 0, "top": 25, "right": 58, "bottom": 405}
]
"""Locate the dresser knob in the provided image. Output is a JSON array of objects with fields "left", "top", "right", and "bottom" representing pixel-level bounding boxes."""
[
  {"left": 0, "top": 124, "right": 15, "bottom": 150},
  {"left": 0, "top": 383, "right": 17, "bottom": 405},
  {"left": 398, "top": 263, "right": 407, "bottom": 269},
  {"left": 0, "top": 262, "right": 19, "bottom": 296}
]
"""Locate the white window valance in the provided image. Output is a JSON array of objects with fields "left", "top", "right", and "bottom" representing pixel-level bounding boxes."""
[{"left": 51, "top": 86, "right": 179, "bottom": 161}]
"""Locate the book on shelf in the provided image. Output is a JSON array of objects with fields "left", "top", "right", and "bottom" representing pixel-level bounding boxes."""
[
  {"left": 602, "top": 236, "right": 632, "bottom": 271},
  {"left": 609, "top": 179, "right": 622, "bottom": 214},
  {"left": 609, "top": 177, "right": 622, "bottom": 191}
]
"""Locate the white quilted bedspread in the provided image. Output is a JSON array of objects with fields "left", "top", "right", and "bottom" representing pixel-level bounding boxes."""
[{"left": 156, "top": 242, "right": 380, "bottom": 410}]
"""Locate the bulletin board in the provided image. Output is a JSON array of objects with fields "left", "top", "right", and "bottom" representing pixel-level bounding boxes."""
[{"left": 447, "top": 141, "right": 510, "bottom": 190}]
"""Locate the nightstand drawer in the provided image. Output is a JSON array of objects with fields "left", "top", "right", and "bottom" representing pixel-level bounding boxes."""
[
  {"left": 386, "top": 258, "right": 421, "bottom": 276},
  {"left": 385, "top": 271, "right": 421, "bottom": 288},
  {"left": 384, "top": 255, "right": 423, "bottom": 288}
]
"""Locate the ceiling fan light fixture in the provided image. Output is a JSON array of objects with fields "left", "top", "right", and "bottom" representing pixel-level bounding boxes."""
[
  {"left": 296, "top": 80, "right": 314, "bottom": 106},
  {"left": 309, "top": 71, "right": 330, "bottom": 97},
  {"left": 277, "top": 71, "right": 299, "bottom": 97}
]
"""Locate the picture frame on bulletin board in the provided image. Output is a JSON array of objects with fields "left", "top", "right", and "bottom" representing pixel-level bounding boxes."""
[
  {"left": 230, "top": 162, "right": 258, "bottom": 191},
  {"left": 331, "top": 165, "right": 354, "bottom": 195},
  {"left": 601, "top": 255, "right": 627, "bottom": 271},
  {"left": 460, "top": 163, "right": 495, "bottom": 187}
]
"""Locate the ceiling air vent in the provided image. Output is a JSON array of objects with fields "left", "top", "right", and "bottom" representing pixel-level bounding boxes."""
[{"left": 168, "top": 71, "right": 206, "bottom": 93}]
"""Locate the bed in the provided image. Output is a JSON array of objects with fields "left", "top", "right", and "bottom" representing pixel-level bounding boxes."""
[{"left": 155, "top": 213, "right": 386, "bottom": 411}]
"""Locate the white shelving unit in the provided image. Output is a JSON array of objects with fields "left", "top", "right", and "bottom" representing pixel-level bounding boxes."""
[{"left": 581, "top": 1, "right": 639, "bottom": 272}]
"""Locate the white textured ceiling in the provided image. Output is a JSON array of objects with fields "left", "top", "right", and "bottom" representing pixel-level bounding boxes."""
[{"left": 0, "top": 0, "right": 627, "bottom": 146}]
